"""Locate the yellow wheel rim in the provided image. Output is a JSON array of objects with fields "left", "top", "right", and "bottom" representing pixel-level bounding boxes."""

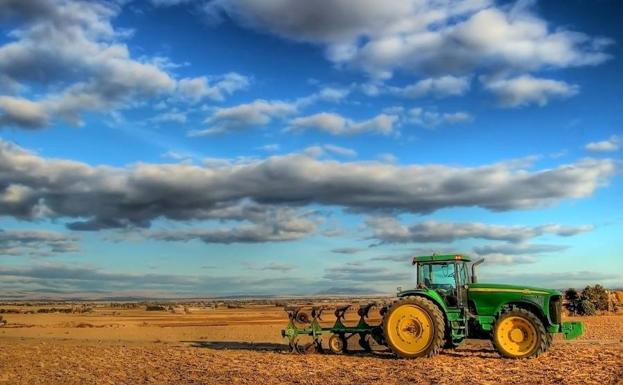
[
  {"left": 386, "top": 304, "right": 433, "bottom": 355},
  {"left": 495, "top": 316, "right": 538, "bottom": 357},
  {"left": 329, "top": 335, "right": 342, "bottom": 352}
]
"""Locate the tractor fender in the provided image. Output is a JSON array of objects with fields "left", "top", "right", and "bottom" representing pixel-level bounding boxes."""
[
  {"left": 494, "top": 300, "right": 549, "bottom": 328},
  {"left": 397, "top": 289, "right": 449, "bottom": 314}
]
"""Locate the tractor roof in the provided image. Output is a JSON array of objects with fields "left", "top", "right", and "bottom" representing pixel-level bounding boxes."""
[{"left": 412, "top": 254, "right": 472, "bottom": 263}]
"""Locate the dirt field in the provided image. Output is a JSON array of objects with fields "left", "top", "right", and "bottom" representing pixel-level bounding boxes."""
[{"left": 0, "top": 303, "right": 622, "bottom": 385}]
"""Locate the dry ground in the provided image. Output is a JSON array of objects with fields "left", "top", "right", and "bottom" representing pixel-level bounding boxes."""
[{"left": 0, "top": 303, "right": 621, "bottom": 385}]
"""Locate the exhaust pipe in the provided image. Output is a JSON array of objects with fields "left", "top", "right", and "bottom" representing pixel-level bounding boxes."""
[{"left": 471, "top": 258, "right": 485, "bottom": 283}]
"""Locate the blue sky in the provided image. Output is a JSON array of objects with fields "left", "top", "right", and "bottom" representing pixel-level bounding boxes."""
[{"left": 0, "top": 0, "right": 621, "bottom": 298}]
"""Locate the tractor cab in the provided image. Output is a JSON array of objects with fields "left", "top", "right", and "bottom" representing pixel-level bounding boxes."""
[{"left": 412, "top": 254, "right": 475, "bottom": 309}]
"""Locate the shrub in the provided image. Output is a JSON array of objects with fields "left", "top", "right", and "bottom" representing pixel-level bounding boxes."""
[
  {"left": 581, "top": 284, "right": 609, "bottom": 311},
  {"left": 576, "top": 300, "right": 596, "bottom": 316},
  {"left": 145, "top": 305, "right": 166, "bottom": 311},
  {"left": 564, "top": 288, "right": 579, "bottom": 313},
  {"left": 566, "top": 285, "right": 610, "bottom": 315}
]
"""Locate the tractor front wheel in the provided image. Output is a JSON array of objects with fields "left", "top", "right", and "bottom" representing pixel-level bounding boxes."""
[
  {"left": 492, "top": 307, "right": 549, "bottom": 359},
  {"left": 382, "top": 296, "right": 445, "bottom": 358}
]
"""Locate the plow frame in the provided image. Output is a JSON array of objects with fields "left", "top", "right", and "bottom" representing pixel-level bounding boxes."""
[{"left": 281, "top": 304, "right": 384, "bottom": 353}]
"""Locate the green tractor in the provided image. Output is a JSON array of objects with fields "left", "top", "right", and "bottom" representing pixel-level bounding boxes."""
[{"left": 282, "top": 254, "right": 583, "bottom": 359}]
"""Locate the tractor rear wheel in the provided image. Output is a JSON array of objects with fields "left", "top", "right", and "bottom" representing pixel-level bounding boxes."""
[
  {"left": 492, "top": 307, "right": 548, "bottom": 359},
  {"left": 382, "top": 296, "right": 445, "bottom": 358}
]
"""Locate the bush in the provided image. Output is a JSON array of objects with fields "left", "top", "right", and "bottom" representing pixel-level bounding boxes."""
[
  {"left": 566, "top": 285, "right": 610, "bottom": 315},
  {"left": 564, "top": 288, "right": 579, "bottom": 313},
  {"left": 581, "top": 284, "right": 609, "bottom": 311},
  {"left": 145, "top": 305, "right": 166, "bottom": 311},
  {"left": 576, "top": 300, "right": 596, "bottom": 316}
]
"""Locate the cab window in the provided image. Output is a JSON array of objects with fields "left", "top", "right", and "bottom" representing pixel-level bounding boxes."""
[{"left": 422, "top": 263, "right": 456, "bottom": 290}]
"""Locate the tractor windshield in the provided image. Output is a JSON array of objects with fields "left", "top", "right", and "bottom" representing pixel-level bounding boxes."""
[
  {"left": 419, "top": 262, "right": 460, "bottom": 307},
  {"left": 426, "top": 263, "right": 456, "bottom": 291}
]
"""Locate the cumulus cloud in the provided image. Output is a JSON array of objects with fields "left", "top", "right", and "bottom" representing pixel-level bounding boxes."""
[
  {"left": 366, "top": 218, "right": 594, "bottom": 244},
  {"left": 204, "top": 0, "right": 612, "bottom": 78},
  {"left": 304, "top": 144, "right": 357, "bottom": 158},
  {"left": 388, "top": 76, "right": 471, "bottom": 98},
  {"left": 142, "top": 204, "right": 318, "bottom": 244},
  {"left": 483, "top": 75, "right": 579, "bottom": 107},
  {"left": 473, "top": 243, "right": 568, "bottom": 256},
  {"left": 191, "top": 86, "right": 355, "bottom": 136},
  {"left": 471, "top": 242, "right": 569, "bottom": 264},
  {"left": 0, "top": 0, "right": 246, "bottom": 130},
  {"left": 296, "top": 86, "right": 351, "bottom": 106},
  {"left": 585, "top": 135, "right": 621, "bottom": 153},
  {"left": 191, "top": 99, "right": 297, "bottom": 135},
  {"left": 0, "top": 140, "right": 616, "bottom": 230},
  {"left": 323, "top": 264, "right": 409, "bottom": 283},
  {"left": 0, "top": 0, "right": 177, "bottom": 128},
  {"left": 288, "top": 112, "right": 397, "bottom": 135},
  {"left": 0, "top": 96, "right": 49, "bottom": 129},
  {"left": 408, "top": 107, "right": 472, "bottom": 128},
  {"left": 150, "top": 110, "right": 187, "bottom": 124},
  {"left": 0, "top": 229, "right": 79, "bottom": 257},
  {"left": 177, "top": 72, "right": 250, "bottom": 103}
]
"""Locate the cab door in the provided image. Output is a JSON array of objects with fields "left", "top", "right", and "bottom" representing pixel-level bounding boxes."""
[{"left": 454, "top": 262, "right": 469, "bottom": 309}]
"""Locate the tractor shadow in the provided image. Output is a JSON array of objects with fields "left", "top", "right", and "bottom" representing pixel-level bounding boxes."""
[
  {"left": 184, "top": 340, "right": 501, "bottom": 360},
  {"left": 184, "top": 340, "right": 289, "bottom": 352}
]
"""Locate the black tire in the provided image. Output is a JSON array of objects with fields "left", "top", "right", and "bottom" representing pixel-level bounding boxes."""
[
  {"left": 492, "top": 306, "right": 549, "bottom": 359},
  {"left": 382, "top": 296, "right": 445, "bottom": 358}
]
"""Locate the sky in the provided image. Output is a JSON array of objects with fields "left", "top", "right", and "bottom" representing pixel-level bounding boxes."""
[{"left": 0, "top": 0, "right": 621, "bottom": 298}]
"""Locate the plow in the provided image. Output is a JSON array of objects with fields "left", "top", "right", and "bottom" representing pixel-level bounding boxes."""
[
  {"left": 281, "top": 254, "right": 585, "bottom": 359},
  {"left": 281, "top": 303, "right": 385, "bottom": 354}
]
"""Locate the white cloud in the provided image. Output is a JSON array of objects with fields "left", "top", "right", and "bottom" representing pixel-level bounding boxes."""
[
  {"left": 0, "top": 139, "right": 616, "bottom": 230},
  {"left": 389, "top": 76, "right": 471, "bottom": 98},
  {"left": 323, "top": 144, "right": 357, "bottom": 158},
  {"left": 483, "top": 75, "right": 579, "bottom": 107},
  {"left": 408, "top": 107, "right": 472, "bottom": 127},
  {"left": 366, "top": 218, "right": 594, "bottom": 244},
  {"left": 205, "top": 1, "right": 612, "bottom": 78},
  {"left": 0, "top": 0, "right": 177, "bottom": 128},
  {"left": 304, "top": 144, "right": 357, "bottom": 158},
  {"left": 0, "top": 228, "right": 79, "bottom": 257},
  {"left": 296, "top": 86, "right": 351, "bottom": 106},
  {"left": 288, "top": 112, "right": 397, "bottom": 135},
  {"left": 0, "top": 0, "right": 247, "bottom": 130},
  {"left": 191, "top": 99, "right": 297, "bottom": 135},
  {"left": 143, "top": 205, "right": 318, "bottom": 244},
  {"left": 0, "top": 96, "right": 49, "bottom": 129},
  {"left": 177, "top": 72, "right": 250, "bottom": 103},
  {"left": 150, "top": 111, "right": 187, "bottom": 124},
  {"left": 585, "top": 135, "right": 621, "bottom": 153}
]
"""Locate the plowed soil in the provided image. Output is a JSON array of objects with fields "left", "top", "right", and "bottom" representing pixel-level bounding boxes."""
[{"left": 0, "top": 304, "right": 621, "bottom": 385}]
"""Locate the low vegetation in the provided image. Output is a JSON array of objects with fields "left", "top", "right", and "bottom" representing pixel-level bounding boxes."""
[{"left": 564, "top": 285, "right": 615, "bottom": 315}]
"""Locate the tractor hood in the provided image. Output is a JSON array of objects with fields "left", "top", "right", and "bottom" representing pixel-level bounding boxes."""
[{"left": 469, "top": 282, "right": 559, "bottom": 296}]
